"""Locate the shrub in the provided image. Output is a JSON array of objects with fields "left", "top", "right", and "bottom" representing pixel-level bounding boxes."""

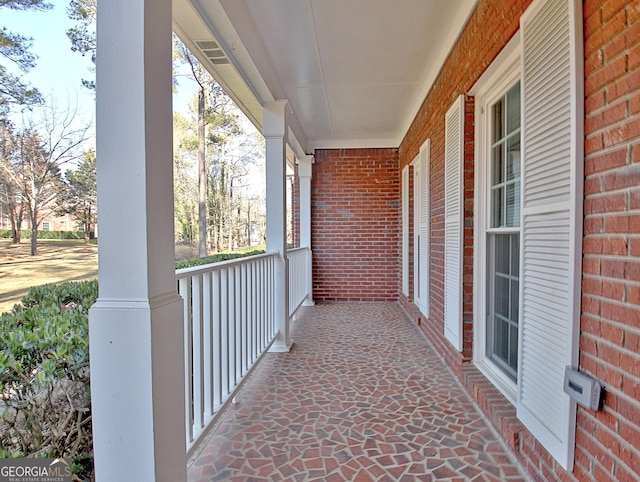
[
  {"left": 0, "top": 280, "right": 97, "bottom": 479},
  {"left": 0, "top": 230, "right": 92, "bottom": 240},
  {"left": 175, "top": 248, "right": 266, "bottom": 269}
]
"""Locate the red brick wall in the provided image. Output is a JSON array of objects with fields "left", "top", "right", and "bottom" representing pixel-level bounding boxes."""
[
  {"left": 579, "top": 1, "right": 640, "bottom": 481},
  {"left": 311, "top": 148, "right": 399, "bottom": 302},
  {"left": 305, "top": 1, "right": 640, "bottom": 480},
  {"left": 399, "top": 0, "right": 531, "bottom": 374},
  {"left": 400, "top": 0, "right": 638, "bottom": 481}
]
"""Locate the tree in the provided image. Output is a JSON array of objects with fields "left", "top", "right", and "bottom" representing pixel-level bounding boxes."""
[
  {"left": 173, "top": 112, "right": 198, "bottom": 245},
  {"left": 0, "top": 104, "right": 90, "bottom": 255},
  {"left": 65, "top": 0, "right": 96, "bottom": 89},
  {"left": 57, "top": 148, "right": 96, "bottom": 244},
  {"left": 175, "top": 40, "right": 210, "bottom": 257},
  {"left": 0, "top": 120, "right": 25, "bottom": 243},
  {"left": 0, "top": 0, "right": 51, "bottom": 116}
]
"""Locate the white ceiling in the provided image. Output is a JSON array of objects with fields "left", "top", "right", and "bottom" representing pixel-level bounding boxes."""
[{"left": 173, "top": 0, "right": 477, "bottom": 154}]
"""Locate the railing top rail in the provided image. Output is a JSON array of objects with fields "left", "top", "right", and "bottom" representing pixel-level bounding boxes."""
[
  {"left": 286, "top": 246, "right": 310, "bottom": 254},
  {"left": 175, "top": 251, "right": 279, "bottom": 279}
]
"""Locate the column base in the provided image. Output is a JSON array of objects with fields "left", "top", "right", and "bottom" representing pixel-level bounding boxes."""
[{"left": 269, "top": 341, "right": 293, "bottom": 353}]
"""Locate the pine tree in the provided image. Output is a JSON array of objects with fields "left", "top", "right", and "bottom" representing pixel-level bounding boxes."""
[
  {"left": 0, "top": 0, "right": 52, "bottom": 115},
  {"left": 58, "top": 149, "right": 96, "bottom": 244}
]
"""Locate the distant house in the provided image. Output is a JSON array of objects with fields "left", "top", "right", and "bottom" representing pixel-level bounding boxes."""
[{"left": 0, "top": 208, "right": 81, "bottom": 234}]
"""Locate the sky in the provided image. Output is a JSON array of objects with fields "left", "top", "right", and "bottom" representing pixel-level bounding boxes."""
[
  {"left": 3, "top": 0, "right": 96, "bottom": 133},
  {"left": 2, "top": 0, "right": 262, "bottom": 189},
  {"left": 3, "top": 0, "right": 199, "bottom": 144}
]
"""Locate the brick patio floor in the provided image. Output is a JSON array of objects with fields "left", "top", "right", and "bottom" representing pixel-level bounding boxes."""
[{"left": 188, "top": 302, "right": 529, "bottom": 481}]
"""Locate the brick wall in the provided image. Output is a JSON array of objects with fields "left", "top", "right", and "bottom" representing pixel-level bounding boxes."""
[
  {"left": 580, "top": 1, "right": 640, "bottom": 480},
  {"left": 399, "top": 0, "right": 639, "bottom": 481},
  {"left": 399, "top": 0, "right": 531, "bottom": 376},
  {"left": 304, "top": 1, "right": 640, "bottom": 480},
  {"left": 311, "top": 148, "right": 399, "bottom": 302}
]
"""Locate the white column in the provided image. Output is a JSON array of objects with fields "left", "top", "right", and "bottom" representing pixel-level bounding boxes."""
[
  {"left": 298, "top": 155, "right": 315, "bottom": 306},
  {"left": 89, "top": 0, "right": 186, "bottom": 481},
  {"left": 264, "top": 100, "right": 291, "bottom": 352}
]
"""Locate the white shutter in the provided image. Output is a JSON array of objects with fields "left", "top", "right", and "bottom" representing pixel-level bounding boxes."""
[
  {"left": 402, "top": 165, "right": 410, "bottom": 296},
  {"left": 444, "top": 96, "right": 464, "bottom": 351},
  {"left": 517, "top": 0, "right": 583, "bottom": 469},
  {"left": 415, "top": 140, "right": 430, "bottom": 314}
]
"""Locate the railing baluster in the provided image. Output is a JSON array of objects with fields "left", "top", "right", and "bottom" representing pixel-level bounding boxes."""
[
  {"left": 179, "top": 277, "right": 193, "bottom": 447},
  {"left": 235, "top": 263, "right": 243, "bottom": 381},
  {"left": 220, "top": 267, "right": 229, "bottom": 401},
  {"left": 203, "top": 271, "right": 213, "bottom": 417},
  {"left": 212, "top": 270, "right": 221, "bottom": 411},
  {"left": 192, "top": 274, "right": 204, "bottom": 434},
  {"left": 176, "top": 249, "right": 306, "bottom": 456}
]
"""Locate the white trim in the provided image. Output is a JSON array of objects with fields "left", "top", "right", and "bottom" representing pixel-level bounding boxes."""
[
  {"left": 411, "top": 152, "right": 419, "bottom": 306},
  {"left": 402, "top": 165, "right": 410, "bottom": 297},
  {"left": 414, "top": 139, "right": 431, "bottom": 315}
]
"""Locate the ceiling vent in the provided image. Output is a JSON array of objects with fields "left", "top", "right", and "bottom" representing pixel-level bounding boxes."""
[{"left": 195, "top": 40, "right": 230, "bottom": 65}]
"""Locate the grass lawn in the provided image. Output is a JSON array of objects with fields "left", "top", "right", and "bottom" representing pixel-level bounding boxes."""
[
  {"left": 0, "top": 239, "right": 98, "bottom": 314},
  {"left": 0, "top": 240, "right": 267, "bottom": 314}
]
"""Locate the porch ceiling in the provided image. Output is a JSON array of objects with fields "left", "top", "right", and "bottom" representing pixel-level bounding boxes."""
[{"left": 172, "top": 0, "right": 477, "bottom": 154}]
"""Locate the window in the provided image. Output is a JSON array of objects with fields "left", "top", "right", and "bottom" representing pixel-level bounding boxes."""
[
  {"left": 41, "top": 222, "right": 51, "bottom": 231},
  {"left": 487, "top": 82, "right": 521, "bottom": 382},
  {"left": 472, "top": 0, "right": 583, "bottom": 469},
  {"left": 473, "top": 38, "right": 521, "bottom": 397}
]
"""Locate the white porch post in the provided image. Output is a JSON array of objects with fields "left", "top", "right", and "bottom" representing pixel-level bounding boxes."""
[
  {"left": 298, "top": 155, "right": 315, "bottom": 306},
  {"left": 89, "top": 0, "right": 186, "bottom": 481},
  {"left": 264, "top": 100, "right": 291, "bottom": 352}
]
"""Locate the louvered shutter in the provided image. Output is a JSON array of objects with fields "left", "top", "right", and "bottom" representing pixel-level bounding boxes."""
[
  {"left": 444, "top": 96, "right": 464, "bottom": 351},
  {"left": 402, "top": 165, "right": 410, "bottom": 296},
  {"left": 415, "top": 140, "right": 430, "bottom": 314},
  {"left": 517, "top": 0, "right": 583, "bottom": 469}
]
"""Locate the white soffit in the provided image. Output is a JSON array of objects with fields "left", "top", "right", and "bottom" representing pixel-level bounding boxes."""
[{"left": 174, "top": 0, "right": 477, "bottom": 151}]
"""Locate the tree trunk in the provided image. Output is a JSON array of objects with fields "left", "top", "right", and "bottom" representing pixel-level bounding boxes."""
[
  {"left": 198, "top": 87, "right": 207, "bottom": 258},
  {"left": 29, "top": 205, "right": 38, "bottom": 255},
  {"left": 30, "top": 226, "right": 38, "bottom": 255}
]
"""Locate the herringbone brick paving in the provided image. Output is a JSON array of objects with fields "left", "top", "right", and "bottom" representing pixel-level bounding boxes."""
[{"left": 188, "top": 302, "right": 528, "bottom": 481}]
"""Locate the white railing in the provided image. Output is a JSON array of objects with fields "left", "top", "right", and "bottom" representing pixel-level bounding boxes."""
[
  {"left": 287, "top": 246, "right": 310, "bottom": 317},
  {"left": 177, "top": 252, "right": 279, "bottom": 455}
]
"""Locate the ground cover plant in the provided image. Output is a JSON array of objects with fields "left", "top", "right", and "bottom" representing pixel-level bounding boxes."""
[{"left": 0, "top": 280, "right": 97, "bottom": 480}]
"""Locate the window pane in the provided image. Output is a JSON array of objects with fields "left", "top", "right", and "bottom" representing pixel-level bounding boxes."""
[
  {"left": 493, "top": 99, "right": 504, "bottom": 143},
  {"left": 507, "top": 82, "right": 521, "bottom": 134},
  {"left": 506, "top": 136, "right": 520, "bottom": 181},
  {"left": 510, "top": 279, "right": 519, "bottom": 321},
  {"left": 487, "top": 233, "right": 519, "bottom": 381},
  {"left": 495, "top": 275, "right": 509, "bottom": 318},
  {"left": 493, "top": 144, "right": 504, "bottom": 185},
  {"left": 495, "top": 234, "right": 509, "bottom": 273},
  {"left": 492, "top": 187, "right": 503, "bottom": 227},
  {"left": 511, "top": 234, "right": 520, "bottom": 277},
  {"left": 506, "top": 183, "right": 517, "bottom": 227},
  {"left": 509, "top": 323, "right": 518, "bottom": 370}
]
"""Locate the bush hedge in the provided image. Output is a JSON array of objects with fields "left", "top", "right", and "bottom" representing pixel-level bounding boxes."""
[
  {"left": 175, "top": 248, "right": 266, "bottom": 269},
  {"left": 0, "top": 280, "right": 98, "bottom": 479},
  {"left": 0, "top": 247, "right": 265, "bottom": 478},
  {"left": 0, "top": 229, "right": 93, "bottom": 240}
]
